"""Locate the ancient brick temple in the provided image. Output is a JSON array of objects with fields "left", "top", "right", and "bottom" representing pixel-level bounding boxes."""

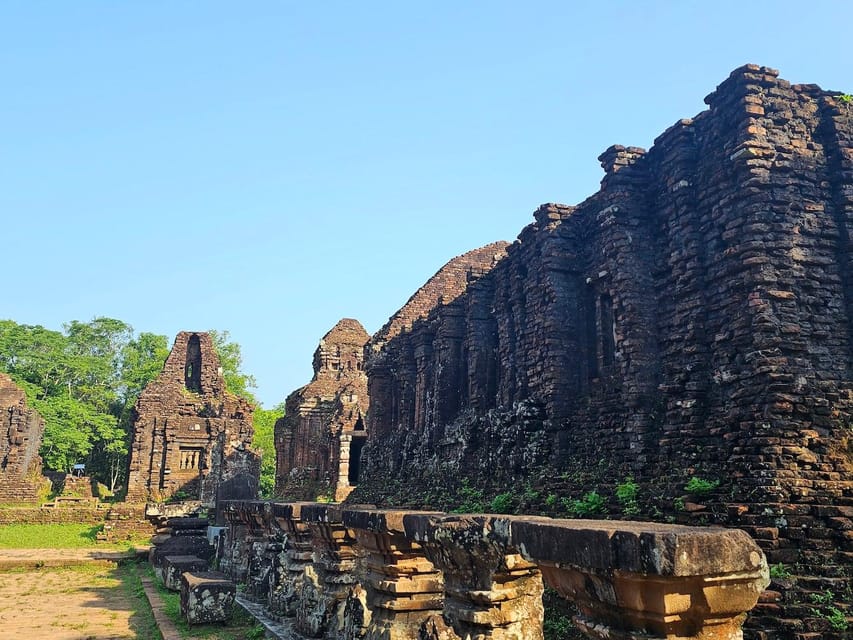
[
  {"left": 365, "top": 241, "right": 509, "bottom": 432},
  {"left": 353, "top": 66, "right": 853, "bottom": 638},
  {"left": 274, "top": 318, "right": 370, "bottom": 501},
  {"left": 125, "top": 332, "right": 258, "bottom": 504},
  {"left": 0, "top": 373, "right": 48, "bottom": 503}
]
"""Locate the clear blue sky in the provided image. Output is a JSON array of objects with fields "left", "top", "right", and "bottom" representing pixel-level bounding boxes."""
[{"left": 2, "top": 2, "right": 850, "bottom": 407}]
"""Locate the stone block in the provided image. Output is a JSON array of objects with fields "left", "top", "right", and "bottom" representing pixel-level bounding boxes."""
[
  {"left": 151, "top": 534, "right": 214, "bottom": 572},
  {"left": 180, "top": 571, "right": 235, "bottom": 625},
  {"left": 163, "top": 555, "right": 209, "bottom": 591}
]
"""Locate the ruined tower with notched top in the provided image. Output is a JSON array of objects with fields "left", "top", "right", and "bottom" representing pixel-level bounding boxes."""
[
  {"left": 274, "top": 318, "right": 370, "bottom": 501},
  {"left": 125, "top": 332, "right": 258, "bottom": 504}
]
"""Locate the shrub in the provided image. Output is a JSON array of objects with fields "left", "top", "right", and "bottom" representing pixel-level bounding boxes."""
[
  {"left": 684, "top": 476, "right": 719, "bottom": 496},
  {"left": 566, "top": 490, "right": 606, "bottom": 517},
  {"left": 615, "top": 477, "right": 640, "bottom": 516},
  {"left": 489, "top": 492, "right": 514, "bottom": 514}
]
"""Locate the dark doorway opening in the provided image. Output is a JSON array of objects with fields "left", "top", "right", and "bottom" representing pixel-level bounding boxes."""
[
  {"left": 185, "top": 334, "right": 202, "bottom": 392},
  {"left": 348, "top": 438, "right": 366, "bottom": 484}
]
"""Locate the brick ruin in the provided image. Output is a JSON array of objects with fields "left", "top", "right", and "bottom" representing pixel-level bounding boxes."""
[
  {"left": 365, "top": 241, "right": 509, "bottom": 438},
  {"left": 0, "top": 373, "right": 49, "bottom": 503},
  {"left": 125, "top": 331, "right": 259, "bottom": 505},
  {"left": 211, "top": 500, "right": 768, "bottom": 640},
  {"left": 274, "top": 318, "right": 370, "bottom": 501},
  {"left": 347, "top": 65, "right": 853, "bottom": 638}
]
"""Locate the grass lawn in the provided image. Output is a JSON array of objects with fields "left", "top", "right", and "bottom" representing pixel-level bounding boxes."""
[{"left": 0, "top": 522, "right": 146, "bottom": 549}]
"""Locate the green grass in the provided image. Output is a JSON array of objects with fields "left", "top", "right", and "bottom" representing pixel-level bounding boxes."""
[
  {"left": 0, "top": 522, "right": 147, "bottom": 550},
  {"left": 119, "top": 562, "right": 163, "bottom": 639},
  {"left": 0, "top": 523, "right": 102, "bottom": 548}
]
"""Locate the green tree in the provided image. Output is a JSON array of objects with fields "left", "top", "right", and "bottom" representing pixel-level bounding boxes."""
[
  {"left": 209, "top": 329, "right": 258, "bottom": 404},
  {"left": 253, "top": 404, "right": 284, "bottom": 497},
  {"left": 0, "top": 318, "right": 169, "bottom": 491}
]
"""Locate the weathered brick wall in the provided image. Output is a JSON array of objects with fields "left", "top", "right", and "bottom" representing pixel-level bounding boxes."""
[
  {"left": 365, "top": 242, "right": 509, "bottom": 444},
  {"left": 125, "top": 332, "right": 258, "bottom": 505},
  {"left": 274, "top": 319, "right": 370, "bottom": 501},
  {"left": 0, "top": 374, "right": 49, "bottom": 503},
  {"left": 0, "top": 507, "right": 102, "bottom": 525},
  {"left": 354, "top": 66, "right": 853, "bottom": 638}
]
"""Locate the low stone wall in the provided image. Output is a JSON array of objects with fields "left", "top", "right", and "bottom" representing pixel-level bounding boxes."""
[
  {"left": 0, "top": 507, "right": 104, "bottom": 525},
  {"left": 0, "top": 503, "right": 151, "bottom": 541},
  {"left": 217, "top": 500, "right": 769, "bottom": 640}
]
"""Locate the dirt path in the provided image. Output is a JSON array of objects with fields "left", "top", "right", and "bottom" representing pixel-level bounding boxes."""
[
  {"left": 0, "top": 563, "right": 156, "bottom": 640},
  {"left": 0, "top": 547, "right": 143, "bottom": 569}
]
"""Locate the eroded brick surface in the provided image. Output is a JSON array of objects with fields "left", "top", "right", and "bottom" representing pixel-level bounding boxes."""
[
  {"left": 126, "top": 332, "right": 258, "bottom": 505},
  {"left": 0, "top": 374, "right": 48, "bottom": 503},
  {"left": 274, "top": 319, "right": 370, "bottom": 501},
  {"left": 352, "top": 65, "right": 853, "bottom": 638}
]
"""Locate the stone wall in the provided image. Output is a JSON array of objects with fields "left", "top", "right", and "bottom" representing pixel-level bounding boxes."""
[
  {"left": 0, "top": 373, "right": 49, "bottom": 503},
  {"left": 353, "top": 66, "right": 853, "bottom": 638},
  {"left": 216, "top": 500, "right": 768, "bottom": 640},
  {"left": 125, "top": 332, "right": 259, "bottom": 505},
  {"left": 274, "top": 319, "right": 370, "bottom": 501}
]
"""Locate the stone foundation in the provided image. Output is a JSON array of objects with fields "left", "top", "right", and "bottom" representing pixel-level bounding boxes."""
[{"left": 216, "top": 500, "right": 768, "bottom": 640}]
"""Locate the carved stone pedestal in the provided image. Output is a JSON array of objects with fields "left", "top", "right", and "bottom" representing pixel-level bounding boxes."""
[
  {"left": 404, "top": 514, "right": 546, "bottom": 640},
  {"left": 268, "top": 502, "right": 315, "bottom": 619},
  {"left": 344, "top": 508, "right": 445, "bottom": 639},
  {"left": 299, "top": 504, "right": 365, "bottom": 638},
  {"left": 511, "top": 519, "right": 769, "bottom": 640}
]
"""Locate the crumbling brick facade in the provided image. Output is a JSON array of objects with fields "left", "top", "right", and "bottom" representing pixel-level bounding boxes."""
[
  {"left": 275, "top": 319, "right": 370, "bottom": 501},
  {"left": 125, "top": 332, "right": 258, "bottom": 505},
  {"left": 365, "top": 242, "right": 509, "bottom": 444},
  {"left": 0, "top": 373, "right": 48, "bottom": 503},
  {"left": 354, "top": 66, "right": 853, "bottom": 638}
]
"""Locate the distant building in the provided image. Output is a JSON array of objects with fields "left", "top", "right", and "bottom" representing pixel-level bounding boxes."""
[
  {"left": 274, "top": 319, "right": 369, "bottom": 501},
  {"left": 125, "top": 332, "right": 258, "bottom": 505}
]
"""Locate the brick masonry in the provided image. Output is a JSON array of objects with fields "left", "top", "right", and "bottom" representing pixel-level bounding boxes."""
[
  {"left": 351, "top": 65, "right": 853, "bottom": 639},
  {"left": 0, "top": 373, "right": 49, "bottom": 503},
  {"left": 125, "top": 332, "right": 259, "bottom": 505},
  {"left": 274, "top": 319, "right": 370, "bottom": 501}
]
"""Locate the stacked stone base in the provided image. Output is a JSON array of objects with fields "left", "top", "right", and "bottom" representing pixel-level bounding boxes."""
[{"left": 215, "top": 500, "right": 769, "bottom": 640}]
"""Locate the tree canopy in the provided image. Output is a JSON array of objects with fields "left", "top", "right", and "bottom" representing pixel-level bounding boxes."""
[{"left": 252, "top": 403, "right": 284, "bottom": 497}]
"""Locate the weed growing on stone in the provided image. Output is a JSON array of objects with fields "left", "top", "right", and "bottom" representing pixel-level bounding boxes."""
[
  {"left": 450, "top": 479, "right": 487, "bottom": 513},
  {"left": 489, "top": 492, "right": 515, "bottom": 514},
  {"left": 808, "top": 591, "right": 849, "bottom": 631},
  {"left": 684, "top": 476, "right": 719, "bottom": 496},
  {"left": 542, "top": 586, "right": 583, "bottom": 639},
  {"left": 769, "top": 562, "right": 792, "bottom": 579},
  {"left": 564, "top": 490, "right": 605, "bottom": 517},
  {"left": 615, "top": 477, "right": 640, "bottom": 516}
]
